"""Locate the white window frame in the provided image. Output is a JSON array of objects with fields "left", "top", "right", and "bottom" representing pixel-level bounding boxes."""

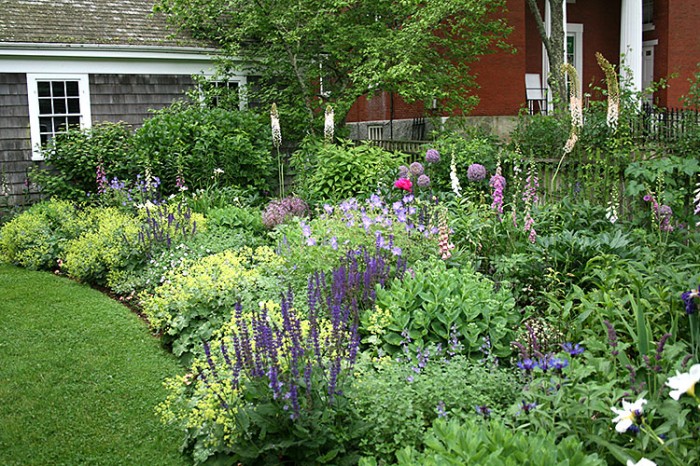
[
  {"left": 26, "top": 73, "right": 92, "bottom": 161},
  {"left": 367, "top": 125, "right": 384, "bottom": 141},
  {"left": 566, "top": 23, "right": 584, "bottom": 98},
  {"left": 198, "top": 78, "right": 247, "bottom": 110}
]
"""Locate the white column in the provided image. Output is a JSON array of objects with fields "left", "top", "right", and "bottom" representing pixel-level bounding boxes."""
[{"left": 620, "top": 0, "right": 643, "bottom": 93}]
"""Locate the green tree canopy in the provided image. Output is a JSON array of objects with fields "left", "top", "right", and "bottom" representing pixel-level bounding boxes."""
[{"left": 156, "top": 0, "right": 511, "bottom": 139}]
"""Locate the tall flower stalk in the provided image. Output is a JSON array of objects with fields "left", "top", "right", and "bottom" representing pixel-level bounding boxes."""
[
  {"left": 324, "top": 105, "right": 334, "bottom": 141},
  {"left": 553, "top": 63, "right": 583, "bottom": 190},
  {"left": 596, "top": 52, "right": 620, "bottom": 130},
  {"left": 271, "top": 103, "right": 284, "bottom": 198}
]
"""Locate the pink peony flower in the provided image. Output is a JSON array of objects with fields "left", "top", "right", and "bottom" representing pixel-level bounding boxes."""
[{"left": 394, "top": 178, "right": 413, "bottom": 192}]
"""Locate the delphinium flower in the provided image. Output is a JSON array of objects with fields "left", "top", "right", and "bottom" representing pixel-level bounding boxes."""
[
  {"left": 324, "top": 105, "right": 334, "bottom": 141},
  {"left": 665, "top": 363, "right": 700, "bottom": 402},
  {"left": 425, "top": 148, "right": 440, "bottom": 164},
  {"left": 467, "top": 163, "right": 487, "bottom": 182},
  {"left": 409, "top": 162, "right": 425, "bottom": 177},
  {"left": 449, "top": 152, "right": 462, "bottom": 198},
  {"left": 611, "top": 397, "right": 647, "bottom": 433},
  {"left": 417, "top": 174, "right": 431, "bottom": 188},
  {"left": 489, "top": 165, "right": 506, "bottom": 216},
  {"left": 681, "top": 285, "right": 699, "bottom": 314}
]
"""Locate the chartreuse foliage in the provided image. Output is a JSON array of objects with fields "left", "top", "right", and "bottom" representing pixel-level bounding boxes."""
[
  {"left": 0, "top": 198, "right": 90, "bottom": 270},
  {"left": 0, "top": 264, "right": 187, "bottom": 466},
  {"left": 141, "top": 246, "right": 285, "bottom": 362}
]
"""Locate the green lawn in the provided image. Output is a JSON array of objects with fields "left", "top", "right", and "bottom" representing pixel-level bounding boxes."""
[{"left": 0, "top": 264, "right": 189, "bottom": 466}]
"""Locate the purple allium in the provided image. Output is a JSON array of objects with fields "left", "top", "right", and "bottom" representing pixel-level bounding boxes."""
[
  {"left": 417, "top": 174, "right": 431, "bottom": 188},
  {"left": 425, "top": 149, "right": 441, "bottom": 164},
  {"left": 467, "top": 163, "right": 487, "bottom": 182},
  {"left": 398, "top": 165, "right": 409, "bottom": 178},
  {"left": 262, "top": 196, "right": 309, "bottom": 228},
  {"left": 409, "top": 162, "right": 425, "bottom": 177}
]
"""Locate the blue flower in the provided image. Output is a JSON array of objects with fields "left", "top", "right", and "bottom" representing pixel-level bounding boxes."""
[
  {"left": 517, "top": 358, "right": 537, "bottom": 372},
  {"left": 561, "top": 342, "right": 585, "bottom": 357},
  {"left": 681, "top": 286, "right": 699, "bottom": 315}
]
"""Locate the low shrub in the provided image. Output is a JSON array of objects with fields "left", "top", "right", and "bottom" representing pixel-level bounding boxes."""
[
  {"left": 390, "top": 417, "right": 606, "bottom": 466},
  {"left": 140, "top": 246, "right": 285, "bottom": 361},
  {"left": 29, "top": 122, "right": 139, "bottom": 202},
  {"left": 351, "top": 352, "right": 519, "bottom": 463},
  {"left": 367, "top": 258, "right": 519, "bottom": 357},
  {"left": 0, "top": 199, "right": 89, "bottom": 270},
  {"left": 132, "top": 104, "right": 274, "bottom": 193},
  {"left": 290, "top": 138, "right": 400, "bottom": 205}
]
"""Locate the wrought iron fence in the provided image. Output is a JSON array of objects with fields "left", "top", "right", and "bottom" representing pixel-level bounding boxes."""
[{"left": 634, "top": 104, "right": 700, "bottom": 142}]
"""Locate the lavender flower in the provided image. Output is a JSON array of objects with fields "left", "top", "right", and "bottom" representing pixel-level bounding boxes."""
[
  {"left": 604, "top": 320, "right": 619, "bottom": 356},
  {"left": 467, "top": 163, "right": 486, "bottom": 182}
]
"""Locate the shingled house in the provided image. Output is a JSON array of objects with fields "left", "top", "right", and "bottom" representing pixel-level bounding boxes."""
[{"left": 0, "top": 0, "right": 243, "bottom": 205}]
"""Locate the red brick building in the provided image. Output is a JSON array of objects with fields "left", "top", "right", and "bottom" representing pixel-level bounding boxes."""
[{"left": 346, "top": 0, "right": 700, "bottom": 140}]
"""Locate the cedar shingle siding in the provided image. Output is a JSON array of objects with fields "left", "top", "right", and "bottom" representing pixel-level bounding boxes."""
[
  {"left": 0, "top": 1, "right": 218, "bottom": 205},
  {"left": 0, "top": 73, "right": 31, "bottom": 204},
  {"left": 90, "top": 74, "right": 195, "bottom": 127}
]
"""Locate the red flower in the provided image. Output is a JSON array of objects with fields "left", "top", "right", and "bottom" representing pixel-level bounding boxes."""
[{"left": 394, "top": 178, "right": 412, "bottom": 192}]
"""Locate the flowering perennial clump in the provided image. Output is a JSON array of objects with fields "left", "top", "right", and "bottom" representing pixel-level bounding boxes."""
[
  {"left": 262, "top": 196, "right": 309, "bottom": 229},
  {"left": 450, "top": 152, "right": 462, "bottom": 198},
  {"left": 644, "top": 193, "right": 674, "bottom": 232}
]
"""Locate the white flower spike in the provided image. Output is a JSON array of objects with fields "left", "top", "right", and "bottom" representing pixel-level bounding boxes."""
[
  {"left": 666, "top": 363, "right": 700, "bottom": 400},
  {"left": 611, "top": 397, "right": 646, "bottom": 433}
]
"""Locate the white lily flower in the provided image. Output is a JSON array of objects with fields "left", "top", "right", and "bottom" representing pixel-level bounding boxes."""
[
  {"left": 666, "top": 363, "right": 700, "bottom": 400},
  {"left": 611, "top": 397, "right": 646, "bottom": 433}
]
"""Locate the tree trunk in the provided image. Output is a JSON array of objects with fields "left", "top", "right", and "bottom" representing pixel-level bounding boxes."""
[{"left": 526, "top": 0, "right": 567, "bottom": 112}]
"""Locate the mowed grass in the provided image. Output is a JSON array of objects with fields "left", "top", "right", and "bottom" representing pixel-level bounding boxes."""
[{"left": 0, "top": 264, "right": 188, "bottom": 466}]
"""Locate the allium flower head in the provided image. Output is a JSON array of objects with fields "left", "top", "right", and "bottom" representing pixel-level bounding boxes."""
[
  {"left": 425, "top": 149, "right": 440, "bottom": 164},
  {"left": 467, "top": 163, "right": 486, "bottom": 182},
  {"left": 417, "top": 174, "right": 431, "bottom": 188},
  {"left": 409, "top": 162, "right": 424, "bottom": 177},
  {"left": 665, "top": 363, "right": 700, "bottom": 400},
  {"left": 398, "top": 165, "right": 409, "bottom": 179},
  {"left": 611, "top": 397, "right": 646, "bottom": 433}
]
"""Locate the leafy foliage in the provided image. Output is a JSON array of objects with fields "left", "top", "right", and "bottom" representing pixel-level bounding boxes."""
[
  {"left": 155, "top": 0, "right": 511, "bottom": 137},
  {"left": 132, "top": 104, "right": 274, "bottom": 193}
]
